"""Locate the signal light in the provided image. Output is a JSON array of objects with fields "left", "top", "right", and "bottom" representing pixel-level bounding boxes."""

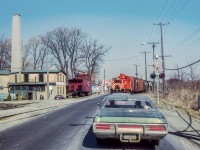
[
  {"left": 150, "top": 73, "right": 156, "bottom": 79},
  {"left": 159, "top": 73, "right": 165, "bottom": 79}
]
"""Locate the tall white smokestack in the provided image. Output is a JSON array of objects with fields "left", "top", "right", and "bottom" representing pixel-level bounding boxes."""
[{"left": 11, "top": 14, "right": 21, "bottom": 72}]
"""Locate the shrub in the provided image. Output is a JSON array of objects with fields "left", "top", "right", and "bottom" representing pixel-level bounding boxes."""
[
  {"left": 188, "top": 101, "right": 198, "bottom": 110},
  {"left": 4, "top": 93, "right": 12, "bottom": 101},
  {"left": 166, "top": 88, "right": 199, "bottom": 111},
  {"left": 18, "top": 95, "right": 25, "bottom": 100}
]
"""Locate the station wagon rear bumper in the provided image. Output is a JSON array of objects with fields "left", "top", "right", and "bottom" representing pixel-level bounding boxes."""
[{"left": 93, "top": 122, "right": 168, "bottom": 143}]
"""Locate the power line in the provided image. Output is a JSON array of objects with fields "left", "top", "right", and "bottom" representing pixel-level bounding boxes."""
[
  {"left": 104, "top": 54, "right": 142, "bottom": 61},
  {"left": 149, "top": 0, "right": 169, "bottom": 41},
  {"left": 158, "top": 0, "right": 190, "bottom": 38},
  {"left": 166, "top": 0, "right": 184, "bottom": 22},
  {"left": 170, "top": 27, "right": 200, "bottom": 53},
  {"left": 162, "top": 0, "right": 176, "bottom": 22},
  {"left": 168, "top": 0, "right": 190, "bottom": 22},
  {"left": 166, "top": 59, "right": 200, "bottom": 70},
  {"left": 163, "top": 0, "right": 189, "bottom": 35},
  {"left": 154, "top": 0, "right": 170, "bottom": 23},
  {"left": 180, "top": 36, "right": 200, "bottom": 55}
]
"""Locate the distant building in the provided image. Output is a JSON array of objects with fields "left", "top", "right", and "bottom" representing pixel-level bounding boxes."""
[
  {"left": 0, "top": 14, "right": 67, "bottom": 101},
  {"left": 0, "top": 70, "right": 66, "bottom": 100}
]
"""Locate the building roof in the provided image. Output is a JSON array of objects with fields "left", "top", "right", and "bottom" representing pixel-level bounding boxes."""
[
  {"left": 0, "top": 69, "right": 66, "bottom": 75},
  {"left": 0, "top": 70, "right": 10, "bottom": 75},
  {"left": 22, "top": 70, "right": 65, "bottom": 74},
  {"left": 8, "top": 82, "right": 56, "bottom": 86}
]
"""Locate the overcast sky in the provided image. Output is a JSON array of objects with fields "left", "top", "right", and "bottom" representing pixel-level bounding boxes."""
[{"left": 1, "top": 0, "right": 200, "bottom": 81}]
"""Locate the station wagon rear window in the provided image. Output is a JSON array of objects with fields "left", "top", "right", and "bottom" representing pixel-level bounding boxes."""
[{"left": 104, "top": 100, "right": 153, "bottom": 109}]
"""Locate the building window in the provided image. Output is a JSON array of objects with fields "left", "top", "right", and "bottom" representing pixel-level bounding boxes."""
[
  {"left": 28, "top": 86, "right": 33, "bottom": 91},
  {"left": 60, "top": 74, "right": 62, "bottom": 82},
  {"left": 24, "top": 74, "right": 29, "bottom": 82},
  {"left": 63, "top": 75, "right": 65, "bottom": 82},
  {"left": 10, "top": 86, "right": 14, "bottom": 90},
  {"left": 63, "top": 87, "right": 64, "bottom": 94},
  {"left": 57, "top": 87, "right": 59, "bottom": 94},
  {"left": 39, "top": 74, "right": 44, "bottom": 82},
  {"left": 15, "top": 75, "right": 17, "bottom": 83},
  {"left": 60, "top": 87, "right": 62, "bottom": 94},
  {"left": 37, "top": 86, "right": 45, "bottom": 91},
  {"left": 57, "top": 74, "right": 59, "bottom": 82},
  {"left": 15, "top": 86, "right": 20, "bottom": 90},
  {"left": 22, "top": 86, "right": 26, "bottom": 90}
]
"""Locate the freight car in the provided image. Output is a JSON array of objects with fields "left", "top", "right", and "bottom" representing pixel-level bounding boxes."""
[
  {"left": 110, "top": 73, "right": 145, "bottom": 94},
  {"left": 68, "top": 73, "right": 91, "bottom": 96}
]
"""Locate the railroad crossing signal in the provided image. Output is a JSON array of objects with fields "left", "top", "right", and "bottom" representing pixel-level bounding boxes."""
[{"left": 153, "top": 60, "right": 163, "bottom": 72}]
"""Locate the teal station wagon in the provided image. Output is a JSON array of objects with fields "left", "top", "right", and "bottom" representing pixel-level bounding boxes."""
[{"left": 93, "top": 94, "right": 168, "bottom": 145}]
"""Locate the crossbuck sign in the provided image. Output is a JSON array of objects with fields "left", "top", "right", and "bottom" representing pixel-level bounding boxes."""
[{"left": 153, "top": 60, "right": 163, "bottom": 72}]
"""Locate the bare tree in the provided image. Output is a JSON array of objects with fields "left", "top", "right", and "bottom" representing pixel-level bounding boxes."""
[
  {"left": 23, "top": 27, "right": 109, "bottom": 80},
  {"left": 24, "top": 37, "right": 44, "bottom": 70},
  {"left": 23, "top": 36, "right": 48, "bottom": 70},
  {"left": 0, "top": 35, "right": 11, "bottom": 69},
  {"left": 22, "top": 44, "right": 30, "bottom": 70},
  {"left": 41, "top": 27, "right": 85, "bottom": 78},
  {"left": 81, "top": 39, "right": 109, "bottom": 78}
]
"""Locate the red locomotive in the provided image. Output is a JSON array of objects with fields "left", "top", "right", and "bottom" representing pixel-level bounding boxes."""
[
  {"left": 110, "top": 73, "right": 145, "bottom": 94},
  {"left": 68, "top": 73, "right": 91, "bottom": 96}
]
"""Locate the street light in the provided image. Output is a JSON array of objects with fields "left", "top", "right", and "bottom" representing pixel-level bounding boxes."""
[{"left": 141, "top": 43, "right": 147, "bottom": 45}]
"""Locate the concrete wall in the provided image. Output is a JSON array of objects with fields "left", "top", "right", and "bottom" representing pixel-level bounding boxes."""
[{"left": 0, "top": 75, "right": 9, "bottom": 93}]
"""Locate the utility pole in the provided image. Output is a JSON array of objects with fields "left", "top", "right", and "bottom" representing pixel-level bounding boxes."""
[
  {"left": 65, "top": 60, "right": 68, "bottom": 95},
  {"left": 140, "top": 51, "right": 151, "bottom": 92},
  {"left": 177, "top": 65, "right": 180, "bottom": 79},
  {"left": 133, "top": 64, "right": 139, "bottom": 78},
  {"left": 103, "top": 68, "right": 105, "bottom": 94},
  {"left": 154, "top": 22, "right": 169, "bottom": 97},
  {"left": 133, "top": 64, "right": 139, "bottom": 91},
  {"left": 46, "top": 50, "right": 49, "bottom": 100},
  {"left": 148, "top": 42, "right": 159, "bottom": 94}
]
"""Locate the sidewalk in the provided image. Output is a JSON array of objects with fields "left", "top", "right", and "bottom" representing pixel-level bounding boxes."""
[{"left": 0, "top": 94, "right": 103, "bottom": 131}]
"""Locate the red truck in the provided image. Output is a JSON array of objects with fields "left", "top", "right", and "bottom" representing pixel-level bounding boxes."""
[{"left": 68, "top": 73, "right": 91, "bottom": 96}]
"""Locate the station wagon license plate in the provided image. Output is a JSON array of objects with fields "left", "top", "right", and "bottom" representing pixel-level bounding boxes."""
[{"left": 123, "top": 134, "right": 137, "bottom": 140}]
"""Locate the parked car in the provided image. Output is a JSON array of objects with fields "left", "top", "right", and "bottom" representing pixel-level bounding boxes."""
[
  {"left": 92, "top": 93, "right": 168, "bottom": 145},
  {"left": 54, "top": 95, "right": 65, "bottom": 100}
]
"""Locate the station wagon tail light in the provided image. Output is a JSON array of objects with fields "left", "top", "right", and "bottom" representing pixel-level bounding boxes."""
[
  {"left": 145, "top": 125, "right": 166, "bottom": 131},
  {"left": 95, "top": 124, "right": 115, "bottom": 130}
]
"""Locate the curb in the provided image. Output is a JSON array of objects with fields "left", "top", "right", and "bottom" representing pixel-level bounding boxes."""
[{"left": 0, "top": 94, "right": 104, "bottom": 121}]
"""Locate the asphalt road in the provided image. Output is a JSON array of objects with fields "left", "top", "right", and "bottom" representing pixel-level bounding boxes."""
[{"left": 0, "top": 95, "right": 200, "bottom": 150}]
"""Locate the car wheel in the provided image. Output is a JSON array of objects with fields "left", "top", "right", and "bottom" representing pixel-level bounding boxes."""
[{"left": 96, "top": 137, "right": 105, "bottom": 144}]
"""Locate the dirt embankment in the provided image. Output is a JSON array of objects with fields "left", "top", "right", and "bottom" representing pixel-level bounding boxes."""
[
  {"left": 148, "top": 93, "right": 200, "bottom": 121},
  {"left": 0, "top": 103, "right": 28, "bottom": 110}
]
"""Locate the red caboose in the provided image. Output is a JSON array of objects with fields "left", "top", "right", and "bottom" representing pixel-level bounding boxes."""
[{"left": 68, "top": 73, "right": 91, "bottom": 96}]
